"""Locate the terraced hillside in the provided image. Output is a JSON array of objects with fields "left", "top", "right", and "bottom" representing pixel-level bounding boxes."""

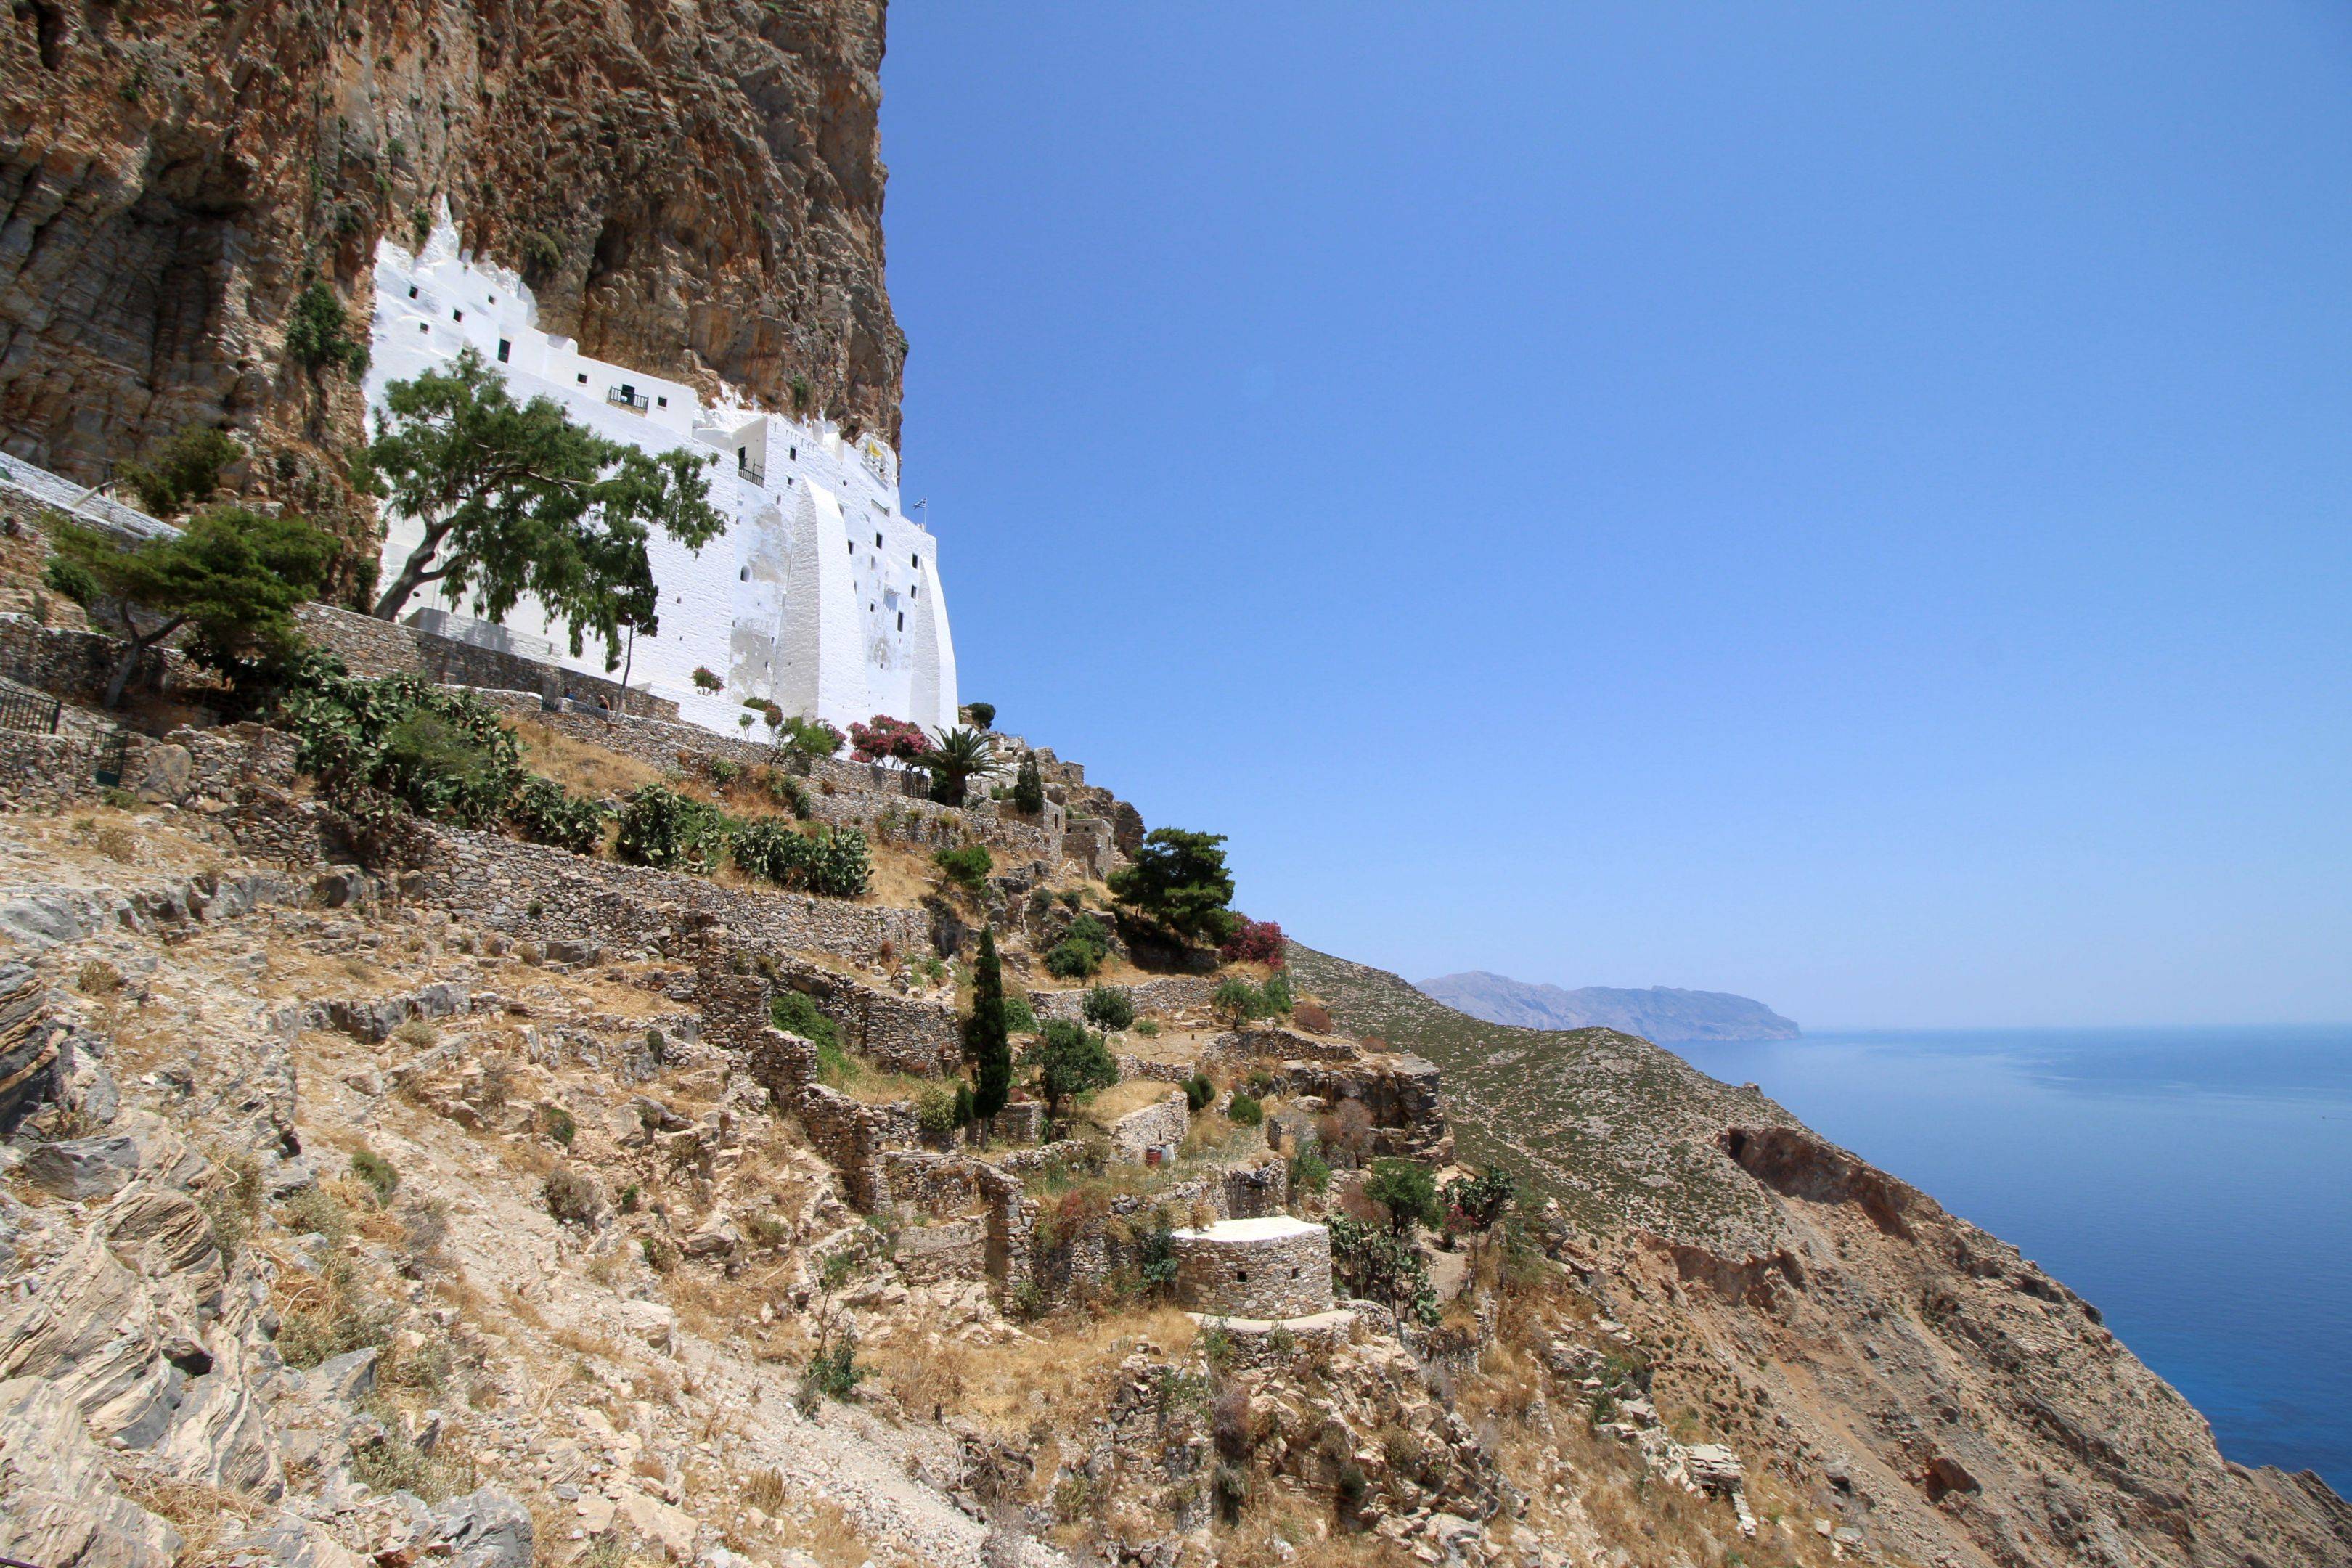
[{"left": 1289, "top": 943, "right": 1799, "bottom": 1254}]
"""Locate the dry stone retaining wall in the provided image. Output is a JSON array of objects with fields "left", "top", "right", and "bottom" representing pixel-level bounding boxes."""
[
  {"left": 293, "top": 604, "right": 672, "bottom": 718},
  {"left": 1029, "top": 976, "right": 1217, "bottom": 1025},
  {"left": 414, "top": 827, "right": 931, "bottom": 965},
  {"left": 1106, "top": 1090, "right": 1188, "bottom": 1161}
]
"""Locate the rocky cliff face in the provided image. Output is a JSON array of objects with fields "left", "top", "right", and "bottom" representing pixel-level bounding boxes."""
[{"left": 1, "top": 0, "right": 901, "bottom": 578}]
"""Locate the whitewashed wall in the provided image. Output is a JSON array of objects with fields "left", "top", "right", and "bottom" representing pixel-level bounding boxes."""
[{"left": 362, "top": 221, "right": 958, "bottom": 740}]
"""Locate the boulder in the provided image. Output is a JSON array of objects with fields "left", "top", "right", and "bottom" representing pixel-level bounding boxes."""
[
  {"left": 1684, "top": 1443, "right": 1744, "bottom": 1496},
  {"left": 615, "top": 1299, "right": 677, "bottom": 1355},
  {"left": 23, "top": 1132, "right": 142, "bottom": 1198},
  {"left": 422, "top": 1488, "right": 534, "bottom": 1568},
  {"left": 616, "top": 1486, "right": 699, "bottom": 1560},
  {"left": 314, "top": 1347, "right": 381, "bottom": 1407},
  {"left": 134, "top": 743, "right": 191, "bottom": 804},
  {"left": 0, "top": 1375, "right": 180, "bottom": 1568}
]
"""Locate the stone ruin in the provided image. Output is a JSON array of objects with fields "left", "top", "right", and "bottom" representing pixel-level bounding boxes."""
[{"left": 1169, "top": 1216, "right": 1334, "bottom": 1323}]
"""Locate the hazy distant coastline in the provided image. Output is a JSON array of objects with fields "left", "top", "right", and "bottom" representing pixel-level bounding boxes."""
[{"left": 1416, "top": 971, "right": 1801, "bottom": 1042}]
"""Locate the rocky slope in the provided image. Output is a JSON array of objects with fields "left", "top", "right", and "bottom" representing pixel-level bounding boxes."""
[
  {"left": 1297, "top": 944, "right": 2352, "bottom": 1568},
  {"left": 1418, "top": 974, "right": 1799, "bottom": 1043},
  {"left": 1, "top": 0, "right": 901, "bottom": 579}
]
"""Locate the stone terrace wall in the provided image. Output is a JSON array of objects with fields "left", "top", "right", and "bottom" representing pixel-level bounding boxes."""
[
  {"left": 0, "top": 614, "right": 192, "bottom": 708},
  {"left": 694, "top": 952, "right": 958, "bottom": 1078},
  {"left": 1029, "top": 975, "right": 1217, "bottom": 1024},
  {"left": 1106, "top": 1090, "right": 1188, "bottom": 1161},
  {"left": 294, "top": 603, "right": 674, "bottom": 719},
  {"left": 477, "top": 693, "right": 1063, "bottom": 862},
  {"left": 412, "top": 827, "right": 931, "bottom": 965}
]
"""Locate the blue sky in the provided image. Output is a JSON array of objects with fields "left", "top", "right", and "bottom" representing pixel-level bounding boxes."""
[{"left": 878, "top": 3, "right": 2352, "bottom": 1029}]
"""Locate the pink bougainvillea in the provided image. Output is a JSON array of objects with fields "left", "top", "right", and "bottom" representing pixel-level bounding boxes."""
[
  {"left": 848, "top": 714, "right": 931, "bottom": 764},
  {"left": 1218, "top": 916, "right": 1286, "bottom": 968}
]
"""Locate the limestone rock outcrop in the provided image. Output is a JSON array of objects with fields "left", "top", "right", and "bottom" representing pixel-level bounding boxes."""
[{"left": 1, "top": 0, "right": 899, "bottom": 576}]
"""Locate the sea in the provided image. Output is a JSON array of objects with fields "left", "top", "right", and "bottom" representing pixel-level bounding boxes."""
[{"left": 1664, "top": 1026, "right": 2352, "bottom": 1494}]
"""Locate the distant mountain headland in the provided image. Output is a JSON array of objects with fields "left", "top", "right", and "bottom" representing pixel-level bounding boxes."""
[{"left": 1416, "top": 971, "right": 1801, "bottom": 1041}]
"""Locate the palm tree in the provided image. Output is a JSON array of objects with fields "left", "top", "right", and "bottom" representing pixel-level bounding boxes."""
[{"left": 919, "top": 725, "right": 1003, "bottom": 807}]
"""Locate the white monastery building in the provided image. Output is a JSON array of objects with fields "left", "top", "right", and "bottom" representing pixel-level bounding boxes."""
[{"left": 362, "top": 221, "right": 958, "bottom": 739}]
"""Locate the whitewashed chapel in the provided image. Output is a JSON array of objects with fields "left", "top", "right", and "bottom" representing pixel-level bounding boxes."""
[{"left": 362, "top": 223, "right": 958, "bottom": 739}]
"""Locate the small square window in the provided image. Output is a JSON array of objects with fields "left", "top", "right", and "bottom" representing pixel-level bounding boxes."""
[
  {"left": 656, "top": 395, "right": 668, "bottom": 407},
  {"left": 452, "top": 308, "right": 463, "bottom": 322},
  {"left": 419, "top": 322, "right": 429, "bottom": 332},
  {"left": 407, "top": 285, "right": 418, "bottom": 299},
  {"left": 576, "top": 373, "right": 587, "bottom": 385}
]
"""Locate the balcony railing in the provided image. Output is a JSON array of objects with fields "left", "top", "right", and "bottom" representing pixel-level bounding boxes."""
[
  {"left": 738, "top": 457, "right": 767, "bottom": 489},
  {"left": 606, "top": 386, "right": 651, "bottom": 414}
]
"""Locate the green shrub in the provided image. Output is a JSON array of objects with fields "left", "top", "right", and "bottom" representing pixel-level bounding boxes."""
[
  {"left": 1364, "top": 1158, "right": 1442, "bottom": 1238},
  {"left": 1025, "top": 1018, "right": 1117, "bottom": 1119},
  {"left": 117, "top": 425, "right": 242, "bottom": 518},
  {"left": 1044, "top": 912, "right": 1113, "bottom": 980},
  {"left": 1328, "top": 1214, "right": 1440, "bottom": 1326},
  {"left": 763, "top": 768, "right": 814, "bottom": 818},
  {"left": 916, "top": 1085, "right": 959, "bottom": 1141},
  {"left": 806, "top": 825, "right": 870, "bottom": 898},
  {"left": 1183, "top": 1074, "right": 1215, "bottom": 1113},
  {"left": 1132, "top": 1018, "right": 1161, "bottom": 1038},
  {"left": 509, "top": 772, "right": 607, "bottom": 854},
  {"left": 613, "top": 784, "right": 732, "bottom": 871},
  {"left": 350, "top": 1146, "right": 399, "bottom": 1204},
  {"left": 934, "top": 842, "right": 993, "bottom": 892},
  {"left": 960, "top": 701, "right": 996, "bottom": 729},
  {"left": 732, "top": 817, "right": 814, "bottom": 886},
  {"left": 378, "top": 711, "right": 510, "bottom": 828},
  {"left": 543, "top": 1105, "right": 577, "bottom": 1148},
  {"left": 286, "top": 281, "right": 369, "bottom": 375},
  {"left": 1259, "top": 971, "right": 1294, "bottom": 1017},
  {"left": 801, "top": 1341, "right": 864, "bottom": 1404},
  {"left": 1003, "top": 992, "right": 1037, "bottom": 1036},
  {"left": 1289, "top": 1137, "right": 1331, "bottom": 1194},
  {"left": 1211, "top": 976, "right": 1274, "bottom": 1029},
  {"left": 520, "top": 229, "right": 564, "bottom": 275},
  {"left": 690, "top": 666, "right": 723, "bottom": 692},
  {"left": 1226, "top": 1092, "right": 1264, "bottom": 1128},
  {"left": 769, "top": 989, "right": 838, "bottom": 1052},
  {"left": 953, "top": 1079, "right": 975, "bottom": 1126},
  {"left": 279, "top": 657, "right": 526, "bottom": 830},
  {"left": 1081, "top": 985, "right": 1135, "bottom": 1032}
]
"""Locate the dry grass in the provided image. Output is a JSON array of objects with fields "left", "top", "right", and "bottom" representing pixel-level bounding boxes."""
[
  {"left": 111, "top": 1466, "right": 264, "bottom": 1567},
  {"left": 862, "top": 1305, "right": 1198, "bottom": 1438},
  {"left": 510, "top": 719, "right": 666, "bottom": 799},
  {"left": 1080, "top": 1078, "right": 1183, "bottom": 1125}
]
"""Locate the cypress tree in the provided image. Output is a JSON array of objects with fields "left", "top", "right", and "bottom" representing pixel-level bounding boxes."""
[
  {"left": 1012, "top": 751, "right": 1045, "bottom": 816},
  {"left": 968, "top": 926, "right": 1013, "bottom": 1120}
]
